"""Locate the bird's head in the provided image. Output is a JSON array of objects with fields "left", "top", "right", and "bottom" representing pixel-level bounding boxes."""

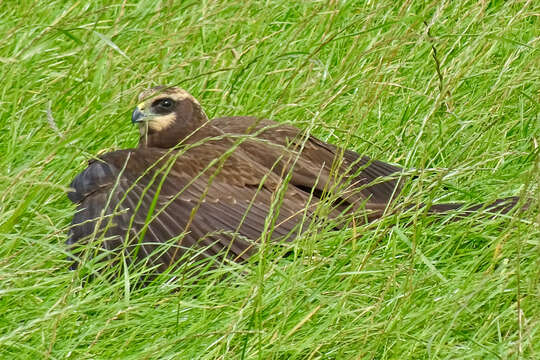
[{"left": 133, "top": 86, "right": 211, "bottom": 148}]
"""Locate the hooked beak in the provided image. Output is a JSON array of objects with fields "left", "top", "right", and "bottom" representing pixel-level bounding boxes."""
[{"left": 131, "top": 107, "right": 146, "bottom": 124}]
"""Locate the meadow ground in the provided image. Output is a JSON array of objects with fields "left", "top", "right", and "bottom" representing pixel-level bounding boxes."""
[{"left": 1, "top": 1, "right": 539, "bottom": 358}]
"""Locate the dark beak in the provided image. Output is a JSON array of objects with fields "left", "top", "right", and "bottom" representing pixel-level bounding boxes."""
[{"left": 131, "top": 107, "right": 146, "bottom": 123}]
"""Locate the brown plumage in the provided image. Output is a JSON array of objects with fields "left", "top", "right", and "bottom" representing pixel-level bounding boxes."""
[
  {"left": 67, "top": 86, "right": 521, "bottom": 274},
  {"left": 67, "top": 144, "right": 322, "bottom": 274}
]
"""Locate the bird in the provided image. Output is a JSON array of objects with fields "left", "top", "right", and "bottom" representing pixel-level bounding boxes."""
[{"left": 67, "top": 86, "right": 522, "bottom": 276}]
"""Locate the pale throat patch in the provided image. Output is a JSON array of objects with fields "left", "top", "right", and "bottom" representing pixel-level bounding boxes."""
[{"left": 147, "top": 113, "right": 176, "bottom": 132}]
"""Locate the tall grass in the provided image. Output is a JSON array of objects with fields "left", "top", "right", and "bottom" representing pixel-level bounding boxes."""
[{"left": 0, "top": 0, "right": 538, "bottom": 358}]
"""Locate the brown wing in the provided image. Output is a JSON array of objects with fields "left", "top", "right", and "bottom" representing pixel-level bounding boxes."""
[
  {"left": 211, "top": 116, "right": 404, "bottom": 206},
  {"left": 67, "top": 146, "right": 317, "bottom": 274}
]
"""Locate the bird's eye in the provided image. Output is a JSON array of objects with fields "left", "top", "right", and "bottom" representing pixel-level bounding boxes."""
[{"left": 159, "top": 99, "right": 173, "bottom": 108}]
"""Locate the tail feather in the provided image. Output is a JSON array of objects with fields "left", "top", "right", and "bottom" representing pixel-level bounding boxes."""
[{"left": 426, "top": 196, "right": 524, "bottom": 218}]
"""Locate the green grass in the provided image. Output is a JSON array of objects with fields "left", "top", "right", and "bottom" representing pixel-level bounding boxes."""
[{"left": 1, "top": 0, "right": 539, "bottom": 358}]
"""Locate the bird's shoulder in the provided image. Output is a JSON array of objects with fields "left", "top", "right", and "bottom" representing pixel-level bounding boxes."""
[{"left": 67, "top": 143, "right": 285, "bottom": 205}]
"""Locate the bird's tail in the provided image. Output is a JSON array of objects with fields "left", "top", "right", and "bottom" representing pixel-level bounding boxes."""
[{"left": 425, "top": 196, "right": 525, "bottom": 218}]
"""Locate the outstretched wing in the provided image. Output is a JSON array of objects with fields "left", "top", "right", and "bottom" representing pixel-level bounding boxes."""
[{"left": 67, "top": 147, "right": 313, "bottom": 273}]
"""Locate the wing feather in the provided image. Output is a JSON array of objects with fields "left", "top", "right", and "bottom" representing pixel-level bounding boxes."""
[
  {"left": 67, "top": 147, "right": 313, "bottom": 272},
  {"left": 211, "top": 116, "right": 404, "bottom": 205}
]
